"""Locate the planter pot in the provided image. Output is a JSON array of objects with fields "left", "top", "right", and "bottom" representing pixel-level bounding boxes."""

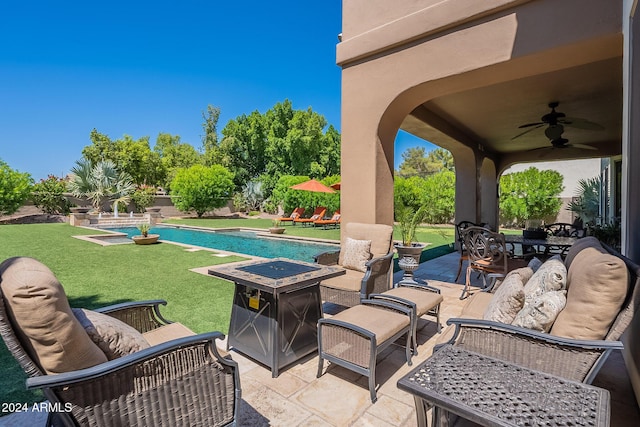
[
  {"left": 132, "top": 234, "right": 160, "bottom": 245},
  {"left": 394, "top": 242, "right": 426, "bottom": 263},
  {"left": 269, "top": 227, "right": 286, "bottom": 234}
]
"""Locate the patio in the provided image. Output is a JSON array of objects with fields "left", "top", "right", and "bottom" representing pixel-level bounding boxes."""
[{"left": 1, "top": 251, "right": 637, "bottom": 426}]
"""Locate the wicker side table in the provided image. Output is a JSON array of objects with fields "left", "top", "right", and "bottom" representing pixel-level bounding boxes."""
[{"left": 397, "top": 345, "right": 610, "bottom": 427}]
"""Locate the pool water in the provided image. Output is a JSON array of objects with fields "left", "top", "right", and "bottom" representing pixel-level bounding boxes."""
[{"left": 105, "top": 226, "right": 338, "bottom": 262}]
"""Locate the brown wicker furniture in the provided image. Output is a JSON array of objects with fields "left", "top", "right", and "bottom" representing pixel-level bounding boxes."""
[
  {"left": 398, "top": 344, "right": 611, "bottom": 427},
  {"left": 435, "top": 238, "right": 640, "bottom": 388},
  {"left": 277, "top": 207, "right": 304, "bottom": 225},
  {"left": 315, "top": 222, "right": 395, "bottom": 307},
  {"left": 371, "top": 281, "right": 443, "bottom": 354},
  {"left": 208, "top": 258, "right": 345, "bottom": 377},
  {"left": 317, "top": 299, "right": 413, "bottom": 403},
  {"left": 0, "top": 256, "right": 241, "bottom": 427}
]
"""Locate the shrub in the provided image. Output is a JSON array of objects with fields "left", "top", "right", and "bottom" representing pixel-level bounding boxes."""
[
  {"left": 170, "top": 165, "right": 235, "bottom": 217},
  {"left": 31, "top": 175, "right": 71, "bottom": 215},
  {"left": 0, "top": 159, "right": 33, "bottom": 216},
  {"left": 131, "top": 187, "right": 156, "bottom": 213}
]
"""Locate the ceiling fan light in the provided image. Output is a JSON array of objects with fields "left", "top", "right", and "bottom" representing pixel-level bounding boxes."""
[{"left": 545, "top": 124, "right": 564, "bottom": 140}]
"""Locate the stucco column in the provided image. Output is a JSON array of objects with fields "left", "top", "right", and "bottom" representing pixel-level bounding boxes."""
[{"left": 479, "top": 157, "right": 499, "bottom": 229}]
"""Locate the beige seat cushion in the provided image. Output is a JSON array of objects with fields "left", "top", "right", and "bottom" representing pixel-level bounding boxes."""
[
  {"left": 564, "top": 236, "right": 602, "bottom": 269},
  {"left": 0, "top": 257, "right": 107, "bottom": 374},
  {"left": 320, "top": 268, "right": 364, "bottom": 292},
  {"left": 483, "top": 274, "right": 525, "bottom": 324},
  {"left": 382, "top": 287, "right": 443, "bottom": 316},
  {"left": 460, "top": 292, "right": 494, "bottom": 319},
  {"left": 551, "top": 246, "right": 629, "bottom": 340},
  {"left": 332, "top": 304, "right": 409, "bottom": 343},
  {"left": 339, "top": 223, "right": 393, "bottom": 266},
  {"left": 341, "top": 237, "right": 372, "bottom": 272},
  {"left": 512, "top": 290, "right": 567, "bottom": 332},
  {"left": 142, "top": 322, "right": 196, "bottom": 346},
  {"left": 73, "top": 308, "right": 150, "bottom": 360}
]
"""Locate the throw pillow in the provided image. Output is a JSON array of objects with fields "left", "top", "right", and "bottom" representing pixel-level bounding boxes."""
[
  {"left": 493, "top": 266, "right": 534, "bottom": 292},
  {"left": 0, "top": 257, "right": 107, "bottom": 374},
  {"left": 523, "top": 258, "right": 567, "bottom": 304},
  {"left": 551, "top": 246, "right": 629, "bottom": 340},
  {"left": 512, "top": 290, "right": 567, "bottom": 332},
  {"left": 73, "top": 308, "right": 150, "bottom": 360},
  {"left": 483, "top": 273, "right": 525, "bottom": 324},
  {"left": 527, "top": 257, "right": 543, "bottom": 273},
  {"left": 341, "top": 237, "right": 372, "bottom": 272}
]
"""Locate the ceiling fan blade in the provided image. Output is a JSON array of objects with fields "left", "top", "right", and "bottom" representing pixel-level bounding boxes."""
[
  {"left": 512, "top": 124, "right": 544, "bottom": 140},
  {"left": 570, "top": 143, "right": 599, "bottom": 151},
  {"left": 560, "top": 117, "right": 605, "bottom": 131},
  {"left": 518, "top": 122, "right": 544, "bottom": 129}
]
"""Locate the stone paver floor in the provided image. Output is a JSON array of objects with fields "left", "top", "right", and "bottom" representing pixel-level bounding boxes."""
[{"left": 1, "top": 252, "right": 638, "bottom": 426}]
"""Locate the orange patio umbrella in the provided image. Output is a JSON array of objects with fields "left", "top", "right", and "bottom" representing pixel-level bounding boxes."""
[
  {"left": 330, "top": 182, "right": 341, "bottom": 190},
  {"left": 290, "top": 179, "right": 336, "bottom": 193}
]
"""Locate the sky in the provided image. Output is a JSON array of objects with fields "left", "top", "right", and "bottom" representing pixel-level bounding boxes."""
[{"left": 0, "top": 1, "right": 432, "bottom": 181}]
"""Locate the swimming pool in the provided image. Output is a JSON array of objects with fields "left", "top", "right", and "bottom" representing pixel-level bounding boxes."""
[{"left": 104, "top": 225, "right": 338, "bottom": 262}]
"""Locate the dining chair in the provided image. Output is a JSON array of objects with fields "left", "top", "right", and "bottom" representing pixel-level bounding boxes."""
[
  {"left": 460, "top": 226, "right": 527, "bottom": 299},
  {"left": 454, "top": 221, "right": 479, "bottom": 282},
  {"left": 543, "top": 222, "right": 585, "bottom": 258}
]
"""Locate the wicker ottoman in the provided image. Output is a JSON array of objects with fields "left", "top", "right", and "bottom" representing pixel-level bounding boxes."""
[
  {"left": 375, "top": 281, "right": 443, "bottom": 355},
  {"left": 317, "top": 299, "right": 413, "bottom": 402}
]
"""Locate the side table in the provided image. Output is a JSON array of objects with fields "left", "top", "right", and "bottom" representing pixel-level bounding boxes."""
[{"left": 397, "top": 345, "right": 610, "bottom": 427}]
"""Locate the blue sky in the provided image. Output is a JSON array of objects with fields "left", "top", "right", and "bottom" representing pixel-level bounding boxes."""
[{"left": 1, "top": 1, "right": 431, "bottom": 181}]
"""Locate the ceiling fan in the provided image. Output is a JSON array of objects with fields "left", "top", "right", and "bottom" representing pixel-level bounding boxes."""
[{"left": 512, "top": 101, "right": 603, "bottom": 150}]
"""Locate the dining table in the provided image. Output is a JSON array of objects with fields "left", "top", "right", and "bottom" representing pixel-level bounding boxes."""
[{"left": 504, "top": 234, "right": 578, "bottom": 258}]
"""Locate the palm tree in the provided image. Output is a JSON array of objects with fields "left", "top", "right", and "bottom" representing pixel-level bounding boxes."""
[
  {"left": 67, "top": 159, "right": 134, "bottom": 214},
  {"left": 567, "top": 176, "right": 601, "bottom": 226}
]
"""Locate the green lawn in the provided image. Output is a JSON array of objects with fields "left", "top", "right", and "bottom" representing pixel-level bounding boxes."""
[{"left": 0, "top": 219, "right": 457, "bottom": 406}]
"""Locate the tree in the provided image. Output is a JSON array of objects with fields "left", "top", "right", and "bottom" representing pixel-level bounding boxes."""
[
  {"left": 567, "top": 176, "right": 601, "bottom": 226},
  {"left": 397, "top": 147, "right": 449, "bottom": 178},
  {"left": 31, "top": 175, "right": 71, "bottom": 214},
  {"left": 67, "top": 159, "right": 135, "bottom": 214},
  {"left": 420, "top": 170, "right": 456, "bottom": 224},
  {"left": 0, "top": 159, "right": 33, "bottom": 216},
  {"left": 219, "top": 100, "right": 340, "bottom": 197},
  {"left": 170, "top": 165, "right": 235, "bottom": 217},
  {"left": 499, "top": 167, "right": 564, "bottom": 227},
  {"left": 201, "top": 105, "right": 222, "bottom": 166},
  {"left": 154, "top": 133, "right": 201, "bottom": 188}
]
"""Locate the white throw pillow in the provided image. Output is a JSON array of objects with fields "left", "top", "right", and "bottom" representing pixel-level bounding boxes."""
[
  {"left": 512, "top": 290, "right": 567, "bottom": 332},
  {"left": 523, "top": 258, "right": 567, "bottom": 305},
  {"left": 483, "top": 274, "right": 525, "bottom": 324},
  {"left": 341, "top": 237, "right": 372, "bottom": 272}
]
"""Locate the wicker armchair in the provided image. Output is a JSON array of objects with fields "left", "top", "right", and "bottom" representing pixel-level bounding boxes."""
[
  {"left": 315, "top": 222, "right": 394, "bottom": 307},
  {"left": 0, "top": 257, "right": 240, "bottom": 427}
]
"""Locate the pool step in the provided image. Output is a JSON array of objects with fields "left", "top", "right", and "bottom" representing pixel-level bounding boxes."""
[{"left": 90, "top": 219, "right": 149, "bottom": 227}]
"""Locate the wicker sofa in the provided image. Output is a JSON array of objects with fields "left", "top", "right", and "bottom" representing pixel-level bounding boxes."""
[
  {"left": 0, "top": 256, "right": 241, "bottom": 427},
  {"left": 436, "top": 236, "right": 640, "bottom": 403}
]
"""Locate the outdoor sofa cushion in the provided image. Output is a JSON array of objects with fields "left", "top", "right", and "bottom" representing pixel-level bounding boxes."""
[
  {"left": 512, "top": 290, "right": 567, "bottom": 332},
  {"left": 522, "top": 256, "right": 567, "bottom": 304},
  {"left": 0, "top": 257, "right": 107, "bottom": 374},
  {"left": 319, "top": 268, "right": 365, "bottom": 292},
  {"left": 73, "top": 308, "right": 150, "bottom": 360},
  {"left": 551, "top": 244, "right": 629, "bottom": 340},
  {"left": 338, "top": 223, "right": 393, "bottom": 266}
]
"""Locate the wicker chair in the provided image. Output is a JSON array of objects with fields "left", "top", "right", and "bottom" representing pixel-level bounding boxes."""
[
  {"left": 0, "top": 257, "right": 240, "bottom": 427},
  {"left": 315, "top": 222, "right": 394, "bottom": 307}
]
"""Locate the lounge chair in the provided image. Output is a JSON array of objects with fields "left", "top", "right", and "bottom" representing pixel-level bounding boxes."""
[
  {"left": 294, "top": 207, "right": 327, "bottom": 227},
  {"left": 277, "top": 207, "right": 304, "bottom": 225},
  {"left": 0, "top": 257, "right": 241, "bottom": 427},
  {"left": 314, "top": 210, "right": 341, "bottom": 229},
  {"left": 315, "top": 222, "right": 394, "bottom": 307}
]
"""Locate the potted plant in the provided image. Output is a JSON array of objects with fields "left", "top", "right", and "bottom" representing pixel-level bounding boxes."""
[
  {"left": 132, "top": 223, "right": 160, "bottom": 245},
  {"left": 269, "top": 219, "right": 286, "bottom": 234},
  {"left": 394, "top": 204, "right": 427, "bottom": 263}
]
